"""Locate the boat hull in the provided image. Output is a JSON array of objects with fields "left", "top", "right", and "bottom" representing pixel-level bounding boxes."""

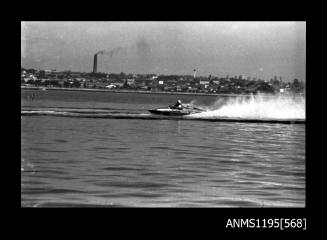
[{"left": 149, "top": 109, "right": 191, "bottom": 116}]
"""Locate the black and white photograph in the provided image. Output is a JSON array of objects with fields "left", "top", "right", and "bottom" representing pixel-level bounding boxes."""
[{"left": 21, "top": 21, "right": 305, "bottom": 208}]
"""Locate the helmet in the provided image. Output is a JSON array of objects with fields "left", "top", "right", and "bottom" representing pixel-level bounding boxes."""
[{"left": 177, "top": 100, "right": 182, "bottom": 104}]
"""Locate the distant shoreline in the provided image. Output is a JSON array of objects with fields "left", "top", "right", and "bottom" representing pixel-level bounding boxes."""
[
  {"left": 21, "top": 86, "right": 305, "bottom": 98},
  {"left": 20, "top": 86, "right": 258, "bottom": 97}
]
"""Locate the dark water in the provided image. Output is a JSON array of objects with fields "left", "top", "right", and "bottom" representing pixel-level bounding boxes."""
[{"left": 21, "top": 89, "right": 305, "bottom": 207}]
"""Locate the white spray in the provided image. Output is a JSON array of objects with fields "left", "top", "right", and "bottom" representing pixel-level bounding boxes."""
[{"left": 190, "top": 94, "right": 305, "bottom": 120}]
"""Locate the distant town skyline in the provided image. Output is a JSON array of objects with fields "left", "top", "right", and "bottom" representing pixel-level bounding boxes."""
[{"left": 21, "top": 21, "right": 306, "bottom": 82}]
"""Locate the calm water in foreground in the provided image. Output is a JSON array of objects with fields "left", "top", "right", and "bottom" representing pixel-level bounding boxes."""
[{"left": 21, "top": 89, "right": 305, "bottom": 207}]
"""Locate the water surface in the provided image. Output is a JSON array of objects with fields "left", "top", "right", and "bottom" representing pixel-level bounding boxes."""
[{"left": 21, "top": 89, "right": 305, "bottom": 207}]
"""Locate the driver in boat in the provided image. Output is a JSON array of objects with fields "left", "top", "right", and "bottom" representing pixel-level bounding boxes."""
[{"left": 171, "top": 99, "right": 183, "bottom": 110}]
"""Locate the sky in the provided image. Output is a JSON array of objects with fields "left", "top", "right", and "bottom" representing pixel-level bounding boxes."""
[{"left": 21, "top": 21, "right": 306, "bottom": 82}]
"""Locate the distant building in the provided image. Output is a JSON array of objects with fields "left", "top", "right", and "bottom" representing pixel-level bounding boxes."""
[
  {"left": 200, "top": 80, "right": 210, "bottom": 85},
  {"left": 113, "top": 82, "right": 124, "bottom": 87},
  {"left": 186, "top": 86, "right": 196, "bottom": 92},
  {"left": 22, "top": 74, "right": 37, "bottom": 82},
  {"left": 126, "top": 79, "right": 135, "bottom": 85},
  {"left": 106, "top": 84, "right": 116, "bottom": 89},
  {"left": 164, "top": 79, "right": 178, "bottom": 86}
]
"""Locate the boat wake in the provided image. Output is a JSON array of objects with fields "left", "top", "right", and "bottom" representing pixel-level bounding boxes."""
[
  {"left": 188, "top": 93, "right": 305, "bottom": 120},
  {"left": 21, "top": 104, "right": 305, "bottom": 124}
]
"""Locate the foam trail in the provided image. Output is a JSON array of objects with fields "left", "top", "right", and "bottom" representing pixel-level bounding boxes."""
[
  {"left": 21, "top": 109, "right": 305, "bottom": 124},
  {"left": 190, "top": 94, "right": 305, "bottom": 120}
]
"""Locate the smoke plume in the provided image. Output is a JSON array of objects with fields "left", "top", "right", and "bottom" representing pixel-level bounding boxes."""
[{"left": 96, "top": 47, "right": 123, "bottom": 58}]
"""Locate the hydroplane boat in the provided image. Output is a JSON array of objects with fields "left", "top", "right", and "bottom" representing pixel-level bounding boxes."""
[{"left": 149, "top": 104, "right": 204, "bottom": 116}]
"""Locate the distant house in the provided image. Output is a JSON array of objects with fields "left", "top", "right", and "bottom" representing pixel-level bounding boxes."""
[
  {"left": 94, "top": 82, "right": 108, "bottom": 88},
  {"left": 163, "top": 86, "right": 176, "bottom": 91},
  {"left": 74, "top": 78, "right": 86, "bottom": 82},
  {"left": 140, "top": 86, "right": 149, "bottom": 90},
  {"left": 187, "top": 86, "right": 197, "bottom": 92},
  {"left": 165, "top": 79, "right": 178, "bottom": 86},
  {"left": 135, "top": 80, "right": 146, "bottom": 88},
  {"left": 106, "top": 84, "right": 116, "bottom": 89},
  {"left": 199, "top": 80, "right": 210, "bottom": 85},
  {"left": 22, "top": 74, "right": 37, "bottom": 82},
  {"left": 70, "top": 73, "right": 81, "bottom": 78},
  {"left": 126, "top": 79, "right": 135, "bottom": 85},
  {"left": 280, "top": 87, "right": 290, "bottom": 93},
  {"left": 113, "top": 82, "right": 124, "bottom": 88}
]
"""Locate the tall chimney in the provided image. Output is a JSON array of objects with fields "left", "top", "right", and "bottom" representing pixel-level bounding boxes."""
[{"left": 93, "top": 54, "right": 98, "bottom": 73}]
